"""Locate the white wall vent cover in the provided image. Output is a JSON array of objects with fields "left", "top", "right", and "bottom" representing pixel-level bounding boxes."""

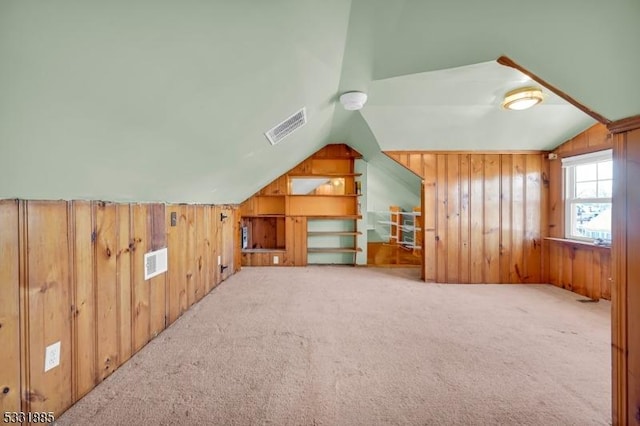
[
  {"left": 144, "top": 247, "right": 168, "bottom": 280},
  {"left": 265, "top": 108, "right": 307, "bottom": 145}
]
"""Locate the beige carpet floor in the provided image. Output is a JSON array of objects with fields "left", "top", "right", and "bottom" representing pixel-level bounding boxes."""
[{"left": 58, "top": 266, "right": 611, "bottom": 425}]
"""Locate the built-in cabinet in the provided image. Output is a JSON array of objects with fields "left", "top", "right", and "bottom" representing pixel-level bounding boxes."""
[{"left": 240, "top": 144, "right": 363, "bottom": 266}]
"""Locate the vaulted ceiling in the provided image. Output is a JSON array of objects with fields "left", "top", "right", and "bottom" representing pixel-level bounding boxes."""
[{"left": 1, "top": 1, "right": 638, "bottom": 203}]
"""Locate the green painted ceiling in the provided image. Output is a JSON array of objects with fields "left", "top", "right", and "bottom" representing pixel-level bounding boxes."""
[{"left": 1, "top": 0, "right": 638, "bottom": 204}]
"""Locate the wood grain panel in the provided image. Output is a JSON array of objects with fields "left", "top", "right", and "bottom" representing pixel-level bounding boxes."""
[
  {"left": 149, "top": 204, "right": 166, "bottom": 338},
  {"left": 511, "top": 155, "right": 526, "bottom": 283},
  {"left": 116, "top": 204, "right": 132, "bottom": 365},
  {"left": 544, "top": 124, "right": 613, "bottom": 298},
  {"left": 221, "top": 207, "right": 235, "bottom": 279},
  {"left": 500, "top": 155, "right": 512, "bottom": 284},
  {"left": 131, "top": 204, "right": 150, "bottom": 354},
  {"left": 195, "top": 206, "right": 205, "bottom": 302},
  {"left": 186, "top": 205, "right": 196, "bottom": 306},
  {"left": 423, "top": 154, "right": 437, "bottom": 282},
  {"left": 469, "top": 155, "right": 484, "bottom": 283},
  {"left": 212, "top": 206, "right": 221, "bottom": 287},
  {"left": 458, "top": 155, "right": 471, "bottom": 284},
  {"left": 436, "top": 155, "right": 447, "bottom": 283},
  {"left": 95, "top": 203, "right": 118, "bottom": 381},
  {"left": 203, "top": 206, "right": 213, "bottom": 294},
  {"left": 391, "top": 152, "right": 546, "bottom": 285},
  {"left": 25, "top": 201, "right": 73, "bottom": 416},
  {"left": 524, "top": 155, "right": 542, "bottom": 282},
  {"left": 167, "top": 205, "right": 185, "bottom": 325},
  {"left": 622, "top": 129, "right": 640, "bottom": 423},
  {"left": 0, "top": 200, "right": 20, "bottom": 413},
  {"left": 71, "top": 201, "right": 96, "bottom": 399},
  {"left": 446, "top": 155, "right": 460, "bottom": 283},
  {"left": 612, "top": 132, "right": 627, "bottom": 425},
  {"left": 484, "top": 154, "right": 500, "bottom": 283},
  {"left": 2, "top": 200, "right": 238, "bottom": 420}
]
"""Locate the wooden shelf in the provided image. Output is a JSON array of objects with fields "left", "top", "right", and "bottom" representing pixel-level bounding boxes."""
[
  {"left": 307, "top": 247, "right": 362, "bottom": 253},
  {"left": 288, "top": 194, "right": 361, "bottom": 197},
  {"left": 241, "top": 214, "right": 285, "bottom": 218},
  {"left": 288, "top": 173, "right": 362, "bottom": 177},
  {"left": 306, "top": 215, "right": 362, "bottom": 220},
  {"left": 544, "top": 237, "right": 611, "bottom": 250},
  {"left": 241, "top": 248, "right": 286, "bottom": 253},
  {"left": 307, "top": 231, "right": 362, "bottom": 237}
]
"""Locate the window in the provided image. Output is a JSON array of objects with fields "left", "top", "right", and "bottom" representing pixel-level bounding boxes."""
[{"left": 562, "top": 150, "right": 612, "bottom": 243}]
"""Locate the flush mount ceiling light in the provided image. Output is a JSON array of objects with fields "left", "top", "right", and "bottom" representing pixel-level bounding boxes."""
[
  {"left": 340, "top": 91, "right": 368, "bottom": 110},
  {"left": 502, "top": 86, "right": 544, "bottom": 111}
]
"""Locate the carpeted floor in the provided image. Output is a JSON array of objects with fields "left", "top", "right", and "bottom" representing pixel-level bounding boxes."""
[{"left": 58, "top": 266, "right": 611, "bottom": 425}]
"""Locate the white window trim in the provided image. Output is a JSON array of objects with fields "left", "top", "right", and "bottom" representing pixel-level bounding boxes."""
[{"left": 562, "top": 149, "right": 612, "bottom": 242}]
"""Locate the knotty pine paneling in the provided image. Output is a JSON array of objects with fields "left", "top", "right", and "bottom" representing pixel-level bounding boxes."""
[
  {"left": 115, "top": 204, "right": 132, "bottom": 366},
  {"left": 387, "top": 152, "right": 547, "bottom": 284},
  {"left": 72, "top": 201, "right": 96, "bottom": 399},
  {"left": 24, "top": 201, "right": 73, "bottom": 416},
  {"left": 0, "top": 199, "right": 237, "bottom": 419},
  {"left": 612, "top": 128, "right": 640, "bottom": 423},
  {"left": 0, "top": 200, "right": 20, "bottom": 413},
  {"left": 545, "top": 123, "right": 612, "bottom": 300},
  {"left": 95, "top": 202, "right": 119, "bottom": 380},
  {"left": 148, "top": 204, "right": 167, "bottom": 339},
  {"left": 131, "top": 204, "right": 150, "bottom": 354},
  {"left": 186, "top": 205, "right": 196, "bottom": 307}
]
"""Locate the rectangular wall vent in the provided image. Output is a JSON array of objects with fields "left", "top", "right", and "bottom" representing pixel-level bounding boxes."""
[
  {"left": 144, "top": 247, "right": 168, "bottom": 280},
  {"left": 265, "top": 107, "right": 307, "bottom": 145}
]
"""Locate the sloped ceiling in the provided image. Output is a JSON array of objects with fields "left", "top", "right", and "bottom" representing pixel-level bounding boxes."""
[
  {"left": 0, "top": 0, "right": 638, "bottom": 204},
  {"left": 362, "top": 61, "right": 596, "bottom": 151}
]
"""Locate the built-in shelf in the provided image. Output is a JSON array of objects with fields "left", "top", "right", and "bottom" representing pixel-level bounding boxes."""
[
  {"left": 241, "top": 214, "right": 285, "bottom": 218},
  {"left": 288, "top": 194, "right": 361, "bottom": 197},
  {"left": 242, "top": 248, "right": 286, "bottom": 253},
  {"left": 307, "top": 231, "right": 362, "bottom": 237},
  {"left": 307, "top": 247, "right": 362, "bottom": 253},
  {"left": 306, "top": 215, "right": 362, "bottom": 219},
  {"left": 288, "top": 173, "right": 362, "bottom": 177},
  {"left": 544, "top": 237, "right": 611, "bottom": 250}
]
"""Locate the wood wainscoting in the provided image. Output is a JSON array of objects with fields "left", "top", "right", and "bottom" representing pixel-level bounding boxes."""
[
  {"left": 386, "top": 152, "right": 548, "bottom": 284},
  {"left": 545, "top": 124, "right": 613, "bottom": 300},
  {"left": 0, "top": 200, "right": 239, "bottom": 418}
]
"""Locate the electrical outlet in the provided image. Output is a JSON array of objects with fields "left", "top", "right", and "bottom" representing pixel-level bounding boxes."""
[
  {"left": 44, "top": 341, "right": 61, "bottom": 372},
  {"left": 273, "top": 255, "right": 279, "bottom": 265},
  {"left": 217, "top": 255, "right": 221, "bottom": 266}
]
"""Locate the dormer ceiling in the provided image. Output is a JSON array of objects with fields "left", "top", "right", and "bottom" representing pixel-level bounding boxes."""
[{"left": 0, "top": 0, "right": 638, "bottom": 204}]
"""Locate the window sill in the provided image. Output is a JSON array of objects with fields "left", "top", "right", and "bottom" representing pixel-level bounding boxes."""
[{"left": 544, "top": 237, "right": 611, "bottom": 250}]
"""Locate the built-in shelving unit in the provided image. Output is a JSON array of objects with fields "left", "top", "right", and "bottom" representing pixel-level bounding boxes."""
[
  {"left": 377, "top": 206, "right": 422, "bottom": 251},
  {"left": 307, "top": 217, "right": 361, "bottom": 265},
  {"left": 240, "top": 144, "right": 363, "bottom": 267}
]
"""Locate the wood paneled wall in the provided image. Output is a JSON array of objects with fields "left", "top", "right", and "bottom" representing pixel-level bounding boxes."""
[
  {"left": 545, "top": 124, "right": 613, "bottom": 300},
  {"left": 386, "top": 152, "right": 548, "bottom": 284},
  {"left": 612, "top": 127, "right": 640, "bottom": 425},
  {"left": 0, "top": 200, "right": 238, "bottom": 418}
]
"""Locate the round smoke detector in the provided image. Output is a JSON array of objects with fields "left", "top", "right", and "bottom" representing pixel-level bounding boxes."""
[{"left": 340, "top": 91, "right": 368, "bottom": 111}]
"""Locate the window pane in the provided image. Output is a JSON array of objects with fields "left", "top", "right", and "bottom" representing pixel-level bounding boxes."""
[
  {"left": 576, "top": 181, "right": 597, "bottom": 198},
  {"left": 598, "top": 160, "right": 613, "bottom": 180},
  {"left": 598, "top": 179, "right": 612, "bottom": 198},
  {"left": 570, "top": 202, "right": 612, "bottom": 241},
  {"left": 576, "top": 163, "right": 597, "bottom": 181}
]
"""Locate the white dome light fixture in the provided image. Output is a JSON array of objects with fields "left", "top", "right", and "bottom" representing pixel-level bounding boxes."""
[
  {"left": 502, "top": 86, "right": 544, "bottom": 111},
  {"left": 340, "top": 91, "right": 368, "bottom": 111}
]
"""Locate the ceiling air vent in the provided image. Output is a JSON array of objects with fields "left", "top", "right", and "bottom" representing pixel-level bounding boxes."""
[{"left": 265, "top": 107, "right": 307, "bottom": 145}]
